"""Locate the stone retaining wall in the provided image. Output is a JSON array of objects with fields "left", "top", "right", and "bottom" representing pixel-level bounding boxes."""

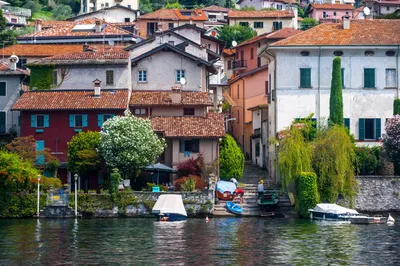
[{"left": 355, "top": 176, "right": 400, "bottom": 212}]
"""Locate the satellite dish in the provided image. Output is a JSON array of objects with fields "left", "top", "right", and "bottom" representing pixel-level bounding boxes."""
[
  {"left": 363, "top": 7, "right": 370, "bottom": 16},
  {"left": 232, "top": 40, "right": 237, "bottom": 47},
  {"left": 89, "top": 3, "right": 94, "bottom": 8},
  {"left": 108, "top": 40, "right": 115, "bottom": 46},
  {"left": 180, "top": 77, "right": 187, "bottom": 85}
]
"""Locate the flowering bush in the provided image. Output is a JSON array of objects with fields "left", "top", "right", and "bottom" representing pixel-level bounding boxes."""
[
  {"left": 99, "top": 111, "right": 166, "bottom": 176},
  {"left": 174, "top": 176, "right": 207, "bottom": 191},
  {"left": 383, "top": 115, "right": 400, "bottom": 174}
]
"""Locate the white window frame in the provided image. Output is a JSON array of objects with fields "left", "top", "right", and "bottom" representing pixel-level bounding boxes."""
[
  {"left": 134, "top": 108, "right": 147, "bottom": 115},
  {"left": 385, "top": 68, "right": 396, "bottom": 88},
  {"left": 176, "top": 69, "right": 185, "bottom": 83},
  {"left": 106, "top": 70, "right": 114, "bottom": 86},
  {"left": 138, "top": 70, "right": 147, "bottom": 83}
]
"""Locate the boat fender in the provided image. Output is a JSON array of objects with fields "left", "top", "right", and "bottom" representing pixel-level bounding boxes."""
[
  {"left": 161, "top": 217, "right": 169, "bottom": 221},
  {"left": 206, "top": 216, "right": 209, "bottom": 223}
]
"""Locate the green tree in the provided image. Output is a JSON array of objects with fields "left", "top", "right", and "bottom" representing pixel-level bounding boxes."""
[
  {"left": 52, "top": 4, "right": 72, "bottom": 20},
  {"left": 109, "top": 168, "right": 122, "bottom": 194},
  {"left": 329, "top": 57, "right": 343, "bottom": 126},
  {"left": 225, "top": 0, "right": 235, "bottom": 8},
  {"left": 164, "top": 1, "right": 183, "bottom": 9},
  {"left": 298, "top": 6, "right": 305, "bottom": 18},
  {"left": 67, "top": 131, "right": 101, "bottom": 175},
  {"left": 99, "top": 111, "right": 166, "bottom": 178},
  {"left": 140, "top": 0, "right": 154, "bottom": 13},
  {"left": 295, "top": 172, "right": 320, "bottom": 217},
  {"left": 301, "top": 18, "right": 318, "bottom": 30},
  {"left": 394, "top": 99, "right": 400, "bottom": 115},
  {"left": 217, "top": 25, "right": 257, "bottom": 48},
  {"left": 23, "top": 0, "right": 42, "bottom": 14},
  {"left": 240, "top": 5, "right": 256, "bottom": 11},
  {"left": 0, "top": 10, "right": 7, "bottom": 33},
  {"left": 219, "top": 134, "right": 244, "bottom": 179},
  {"left": 375, "top": 12, "right": 400, "bottom": 19},
  {"left": 383, "top": 115, "right": 400, "bottom": 174}
]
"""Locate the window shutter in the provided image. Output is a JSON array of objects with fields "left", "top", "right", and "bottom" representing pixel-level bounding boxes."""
[
  {"left": 359, "top": 118, "right": 365, "bottom": 140},
  {"left": 179, "top": 140, "right": 185, "bottom": 152},
  {"left": 31, "top": 114, "right": 37, "bottom": 128},
  {"left": 375, "top": 118, "right": 381, "bottom": 140},
  {"left": 69, "top": 114, "right": 74, "bottom": 127},
  {"left": 83, "top": 114, "right": 88, "bottom": 127},
  {"left": 112, "top": 114, "right": 115, "bottom": 118},
  {"left": 341, "top": 68, "right": 344, "bottom": 88},
  {"left": 98, "top": 114, "right": 103, "bottom": 127},
  {"left": 44, "top": 115, "right": 49, "bottom": 127},
  {"left": 300, "top": 69, "right": 304, "bottom": 87},
  {"left": 344, "top": 118, "right": 350, "bottom": 130},
  {"left": 306, "top": 69, "right": 311, "bottom": 87}
]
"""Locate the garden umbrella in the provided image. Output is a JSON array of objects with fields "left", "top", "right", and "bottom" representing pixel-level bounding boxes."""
[{"left": 142, "top": 163, "right": 177, "bottom": 185}]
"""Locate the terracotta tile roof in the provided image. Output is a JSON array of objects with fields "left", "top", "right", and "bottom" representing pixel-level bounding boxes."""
[
  {"left": 43, "top": 51, "right": 129, "bottom": 61},
  {"left": 129, "top": 91, "right": 213, "bottom": 106},
  {"left": 223, "top": 48, "right": 235, "bottom": 56},
  {"left": 0, "top": 63, "right": 29, "bottom": 75},
  {"left": 202, "top": 5, "right": 230, "bottom": 12},
  {"left": 236, "top": 28, "right": 301, "bottom": 48},
  {"left": 28, "top": 20, "right": 69, "bottom": 29},
  {"left": 138, "top": 9, "right": 207, "bottom": 21},
  {"left": 312, "top": 4, "right": 355, "bottom": 10},
  {"left": 228, "top": 10, "right": 295, "bottom": 18},
  {"left": 151, "top": 112, "right": 225, "bottom": 138},
  {"left": 0, "top": 44, "right": 85, "bottom": 57},
  {"left": 12, "top": 89, "right": 129, "bottom": 111},
  {"left": 271, "top": 20, "right": 400, "bottom": 46}
]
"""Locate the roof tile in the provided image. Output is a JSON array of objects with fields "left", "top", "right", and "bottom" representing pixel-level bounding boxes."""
[
  {"left": 312, "top": 4, "right": 355, "bottom": 10},
  {"left": 129, "top": 91, "right": 213, "bottom": 106},
  {"left": 228, "top": 10, "right": 295, "bottom": 18},
  {"left": 138, "top": 9, "right": 207, "bottom": 21},
  {"left": 201, "top": 5, "right": 230, "bottom": 12}
]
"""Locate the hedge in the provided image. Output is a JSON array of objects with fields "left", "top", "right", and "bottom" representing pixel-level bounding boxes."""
[{"left": 295, "top": 172, "right": 320, "bottom": 218}]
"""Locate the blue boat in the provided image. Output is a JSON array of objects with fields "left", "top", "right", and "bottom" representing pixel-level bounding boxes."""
[{"left": 226, "top": 201, "right": 243, "bottom": 215}]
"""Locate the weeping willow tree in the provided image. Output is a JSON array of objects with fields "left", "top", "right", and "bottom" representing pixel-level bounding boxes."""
[
  {"left": 277, "top": 126, "right": 313, "bottom": 189},
  {"left": 312, "top": 125, "right": 357, "bottom": 204}
]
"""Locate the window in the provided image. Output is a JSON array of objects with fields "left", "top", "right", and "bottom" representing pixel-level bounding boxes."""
[
  {"left": 385, "top": 69, "right": 396, "bottom": 88},
  {"left": 257, "top": 57, "right": 261, "bottom": 67},
  {"left": 344, "top": 118, "right": 350, "bottom": 130},
  {"left": 134, "top": 108, "right": 147, "bottom": 115},
  {"left": 237, "top": 110, "right": 240, "bottom": 124},
  {"left": 265, "top": 80, "right": 268, "bottom": 95},
  {"left": 386, "top": 50, "right": 396, "bottom": 56},
  {"left": 300, "top": 68, "right": 311, "bottom": 88},
  {"left": 105, "top": 2, "right": 109, "bottom": 7},
  {"left": 176, "top": 70, "right": 185, "bottom": 83},
  {"left": 0, "top": 111, "right": 5, "bottom": 134},
  {"left": 239, "top": 22, "right": 249, "bottom": 27},
  {"left": 364, "top": 68, "right": 375, "bottom": 88},
  {"left": 31, "top": 114, "right": 49, "bottom": 128},
  {"left": 147, "top": 22, "right": 157, "bottom": 35},
  {"left": 106, "top": 70, "right": 114, "bottom": 85},
  {"left": 0, "top": 82, "right": 5, "bottom": 96},
  {"left": 168, "top": 23, "right": 174, "bottom": 29},
  {"left": 255, "top": 142, "right": 260, "bottom": 157},
  {"left": 237, "top": 84, "right": 239, "bottom": 98},
  {"left": 277, "top": 4, "right": 282, "bottom": 10},
  {"left": 179, "top": 139, "right": 199, "bottom": 153},
  {"left": 365, "top": 50, "right": 375, "bottom": 56},
  {"left": 168, "top": 41, "right": 174, "bottom": 46},
  {"left": 254, "top": 22, "right": 264, "bottom": 28},
  {"left": 180, "top": 11, "right": 191, "bottom": 16},
  {"left": 250, "top": 48, "right": 254, "bottom": 60},
  {"left": 16, "top": 58, "right": 27, "bottom": 70},
  {"left": 333, "top": 51, "right": 343, "bottom": 56},
  {"left": 359, "top": 118, "right": 381, "bottom": 140},
  {"left": 300, "top": 51, "right": 310, "bottom": 56},
  {"left": 387, "top": 6, "right": 390, "bottom": 11},
  {"left": 208, "top": 15, "right": 216, "bottom": 19},
  {"left": 323, "top": 11, "right": 327, "bottom": 18},
  {"left": 128, "top": 4, "right": 131, "bottom": 8},
  {"left": 183, "top": 108, "right": 195, "bottom": 115},
  {"left": 124, "top": 18, "right": 130, "bottom": 22},
  {"left": 273, "top": 21, "right": 282, "bottom": 30},
  {"left": 138, "top": 70, "right": 147, "bottom": 82},
  {"left": 341, "top": 68, "right": 345, "bottom": 88},
  {"left": 52, "top": 70, "right": 58, "bottom": 86},
  {"left": 97, "top": 114, "right": 114, "bottom": 127},
  {"left": 69, "top": 114, "right": 88, "bottom": 127},
  {"left": 227, "top": 60, "right": 232, "bottom": 70},
  {"left": 333, "top": 12, "right": 337, "bottom": 16}
]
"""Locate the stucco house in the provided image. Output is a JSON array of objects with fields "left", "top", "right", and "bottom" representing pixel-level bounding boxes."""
[
  {"left": 68, "top": 4, "right": 140, "bottom": 23},
  {"left": 363, "top": 0, "right": 400, "bottom": 17},
  {"left": 263, "top": 18, "right": 400, "bottom": 182},
  {"left": 228, "top": 10, "right": 298, "bottom": 34},
  {"left": 201, "top": 5, "right": 230, "bottom": 33},
  {"left": 0, "top": 1, "right": 31, "bottom": 27},
  {"left": 238, "top": 0, "right": 298, "bottom": 11},
  {"left": 80, "top": 0, "right": 138, "bottom": 14},
  {"left": 305, "top": 4, "right": 355, "bottom": 22}
]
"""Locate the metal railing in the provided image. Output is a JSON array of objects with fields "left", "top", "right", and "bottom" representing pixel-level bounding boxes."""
[
  {"left": 232, "top": 60, "right": 247, "bottom": 70},
  {"left": 1, "top": 6, "right": 31, "bottom": 17}
]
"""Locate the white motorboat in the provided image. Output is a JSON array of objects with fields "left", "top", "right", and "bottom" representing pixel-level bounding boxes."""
[{"left": 308, "top": 203, "right": 359, "bottom": 220}]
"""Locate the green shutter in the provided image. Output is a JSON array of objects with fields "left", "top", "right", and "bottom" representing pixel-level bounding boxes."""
[
  {"left": 0, "top": 112, "right": 5, "bottom": 134},
  {"left": 300, "top": 69, "right": 305, "bottom": 87},
  {"left": 364, "top": 69, "right": 375, "bottom": 88},
  {"left": 44, "top": 115, "right": 49, "bottom": 127},
  {"left": 69, "top": 114, "right": 74, "bottom": 127},
  {"left": 98, "top": 114, "right": 103, "bottom": 127},
  {"left": 35, "top": 140, "right": 45, "bottom": 165},
  {"left": 83, "top": 114, "right": 88, "bottom": 127},
  {"left": 359, "top": 118, "right": 365, "bottom": 140},
  {"left": 375, "top": 118, "right": 381, "bottom": 140},
  {"left": 341, "top": 68, "right": 344, "bottom": 88},
  {"left": 31, "top": 114, "right": 37, "bottom": 128},
  {"left": 344, "top": 118, "right": 350, "bottom": 130},
  {"left": 306, "top": 69, "right": 311, "bottom": 87}
]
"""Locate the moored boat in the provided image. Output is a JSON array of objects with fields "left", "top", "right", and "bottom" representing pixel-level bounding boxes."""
[
  {"left": 257, "top": 192, "right": 279, "bottom": 206},
  {"left": 226, "top": 201, "right": 243, "bottom": 215},
  {"left": 216, "top": 181, "right": 236, "bottom": 201},
  {"left": 309, "top": 203, "right": 359, "bottom": 220},
  {"left": 387, "top": 213, "right": 395, "bottom": 225},
  {"left": 347, "top": 215, "right": 387, "bottom": 224},
  {"left": 152, "top": 194, "right": 187, "bottom": 221}
]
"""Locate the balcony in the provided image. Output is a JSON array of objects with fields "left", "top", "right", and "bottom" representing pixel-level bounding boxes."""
[
  {"left": 232, "top": 60, "right": 247, "bottom": 70},
  {"left": 1, "top": 6, "right": 31, "bottom": 17}
]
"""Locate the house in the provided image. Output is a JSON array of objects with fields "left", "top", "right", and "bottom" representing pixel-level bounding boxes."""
[
  {"left": 305, "top": 4, "right": 355, "bottom": 22},
  {"left": 264, "top": 18, "right": 400, "bottom": 181},
  {"left": 201, "top": 5, "right": 230, "bottom": 32},
  {"left": 248, "top": 104, "right": 268, "bottom": 167},
  {"left": 136, "top": 9, "right": 208, "bottom": 37},
  {"left": 228, "top": 10, "right": 298, "bottom": 35},
  {"left": 68, "top": 4, "right": 140, "bottom": 23},
  {"left": 0, "top": 56, "right": 29, "bottom": 136},
  {"left": 18, "top": 18, "right": 140, "bottom": 45},
  {"left": 80, "top": 0, "right": 138, "bottom": 14},
  {"left": 238, "top": 0, "right": 299, "bottom": 11},
  {"left": 226, "top": 28, "right": 301, "bottom": 160},
  {"left": 0, "top": 1, "right": 31, "bottom": 26},
  {"left": 363, "top": 0, "right": 400, "bottom": 16}
]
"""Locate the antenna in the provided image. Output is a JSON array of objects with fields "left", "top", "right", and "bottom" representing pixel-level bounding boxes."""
[
  {"left": 232, "top": 40, "right": 237, "bottom": 47},
  {"left": 363, "top": 7, "right": 370, "bottom": 16}
]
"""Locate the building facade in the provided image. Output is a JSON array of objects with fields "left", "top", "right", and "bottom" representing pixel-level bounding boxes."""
[{"left": 80, "top": 0, "right": 138, "bottom": 14}]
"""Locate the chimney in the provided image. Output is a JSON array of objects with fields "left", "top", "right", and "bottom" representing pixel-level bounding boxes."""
[
  {"left": 35, "top": 19, "right": 42, "bottom": 32},
  {"left": 9, "top": 54, "right": 18, "bottom": 71},
  {"left": 93, "top": 79, "right": 101, "bottom": 97},
  {"left": 83, "top": 44, "right": 90, "bottom": 52},
  {"left": 170, "top": 86, "right": 182, "bottom": 104},
  {"left": 342, "top": 15, "right": 351, "bottom": 30},
  {"left": 95, "top": 20, "right": 102, "bottom": 33}
]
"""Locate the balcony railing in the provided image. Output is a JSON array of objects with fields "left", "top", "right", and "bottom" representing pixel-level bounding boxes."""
[
  {"left": 232, "top": 60, "right": 247, "bottom": 70},
  {"left": 1, "top": 6, "right": 31, "bottom": 17}
]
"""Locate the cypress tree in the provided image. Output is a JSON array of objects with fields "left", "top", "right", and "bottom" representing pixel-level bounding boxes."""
[
  {"left": 394, "top": 99, "right": 400, "bottom": 115},
  {"left": 329, "top": 57, "right": 343, "bottom": 125}
]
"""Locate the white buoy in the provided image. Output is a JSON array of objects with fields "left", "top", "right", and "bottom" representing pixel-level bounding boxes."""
[{"left": 206, "top": 216, "right": 210, "bottom": 223}]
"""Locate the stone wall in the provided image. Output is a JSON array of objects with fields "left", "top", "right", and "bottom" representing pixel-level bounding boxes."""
[{"left": 355, "top": 176, "right": 400, "bottom": 212}]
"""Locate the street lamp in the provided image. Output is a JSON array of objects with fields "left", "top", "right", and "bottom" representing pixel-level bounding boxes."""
[
  {"left": 74, "top": 174, "right": 78, "bottom": 217},
  {"left": 37, "top": 175, "right": 41, "bottom": 217}
]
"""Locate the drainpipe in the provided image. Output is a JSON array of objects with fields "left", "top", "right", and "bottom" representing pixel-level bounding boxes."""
[
  {"left": 397, "top": 45, "right": 399, "bottom": 99},
  {"left": 318, "top": 47, "right": 322, "bottom": 125}
]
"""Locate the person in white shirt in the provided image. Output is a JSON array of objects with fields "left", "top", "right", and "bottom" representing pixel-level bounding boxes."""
[{"left": 257, "top": 179, "right": 264, "bottom": 197}]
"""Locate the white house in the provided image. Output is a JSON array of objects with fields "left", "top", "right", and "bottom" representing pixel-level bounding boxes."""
[
  {"left": 263, "top": 18, "right": 400, "bottom": 182},
  {"left": 80, "top": 0, "right": 138, "bottom": 14},
  {"left": 68, "top": 4, "right": 140, "bottom": 23},
  {"left": 238, "top": 0, "right": 299, "bottom": 11}
]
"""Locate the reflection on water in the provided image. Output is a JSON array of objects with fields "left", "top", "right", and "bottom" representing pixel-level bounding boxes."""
[{"left": 0, "top": 217, "right": 400, "bottom": 265}]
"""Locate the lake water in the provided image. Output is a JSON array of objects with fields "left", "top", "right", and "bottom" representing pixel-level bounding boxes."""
[{"left": 1, "top": 217, "right": 399, "bottom": 265}]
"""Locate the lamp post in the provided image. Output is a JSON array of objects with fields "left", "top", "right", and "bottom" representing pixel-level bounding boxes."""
[
  {"left": 74, "top": 174, "right": 78, "bottom": 217},
  {"left": 37, "top": 175, "right": 41, "bottom": 217}
]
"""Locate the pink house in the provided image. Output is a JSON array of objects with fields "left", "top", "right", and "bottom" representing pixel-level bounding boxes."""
[{"left": 306, "top": 4, "right": 355, "bottom": 23}]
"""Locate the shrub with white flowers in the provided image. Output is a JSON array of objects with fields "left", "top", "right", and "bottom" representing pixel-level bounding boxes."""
[
  {"left": 383, "top": 115, "right": 400, "bottom": 168},
  {"left": 99, "top": 111, "right": 166, "bottom": 176}
]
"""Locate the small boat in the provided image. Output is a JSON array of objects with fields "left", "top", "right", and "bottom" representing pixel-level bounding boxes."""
[
  {"left": 347, "top": 215, "right": 387, "bottom": 224},
  {"left": 152, "top": 194, "right": 187, "bottom": 221},
  {"left": 216, "top": 181, "right": 236, "bottom": 201},
  {"left": 257, "top": 192, "right": 279, "bottom": 206},
  {"left": 308, "top": 203, "right": 359, "bottom": 220},
  {"left": 387, "top": 213, "right": 395, "bottom": 225},
  {"left": 226, "top": 201, "right": 243, "bottom": 215}
]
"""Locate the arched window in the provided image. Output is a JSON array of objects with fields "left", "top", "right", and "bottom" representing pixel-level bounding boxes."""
[
  {"left": 386, "top": 50, "right": 396, "bottom": 57},
  {"left": 300, "top": 51, "right": 310, "bottom": 56},
  {"left": 365, "top": 50, "right": 375, "bottom": 56},
  {"left": 333, "top": 51, "right": 343, "bottom": 56}
]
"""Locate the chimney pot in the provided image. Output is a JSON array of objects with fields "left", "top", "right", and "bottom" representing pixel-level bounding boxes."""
[
  {"left": 93, "top": 79, "right": 101, "bottom": 97},
  {"left": 170, "top": 86, "right": 182, "bottom": 104},
  {"left": 95, "top": 20, "right": 102, "bottom": 33},
  {"left": 83, "top": 44, "right": 89, "bottom": 52},
  {"left": 9, "top": 54, "right": 18, "bottom": 71},
  {"left": 35, "top": 19, "right": 42, "bottom": 32},
  {"left": 342, "top": 15, "right": 351, "bottom": 30}
]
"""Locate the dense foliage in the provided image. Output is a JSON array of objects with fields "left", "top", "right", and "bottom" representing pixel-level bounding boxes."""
[
  {"left": 301, "top": 18, "right": 318, "bottom": 30},
  {"left": 217, "top": 25, "right": 257, "bottom": 48},
  {"left": 28, "top": 65, "right": 56, "bottom": 90},
  {"left": 177, "top": 153, "right": 204, "bottom": 177},
  {"left": 164, "top": 1, "right": 183, "bottom": 9},
  {"left": 52, "top": 4, "right": 72, "bottom": 20},
  {"left": 109, "top": 169, "right": 122, "bottom": 194},
  {"left": 67, "top": 131, "right": 101, "bottom": 175},
  {"left": 0, "top": 193, "right": 46, "bottom": 218},
  {"left": 383, "top": 115, "right": 400, "bottom": 174},
  {"left": 394, "top": 99, "right": 400, "bottom": 115},
  {"left": 355, "top": 147, "right": 382, "bottom": 175},
  {"left": 174, "top": 175, "right": 207, "bottom": 191},
  {"left": 219, "top": 134, "right": 244, "bottom": 179},
  {"left": 329, "top": 57, "right": 343, "bottom": 126},
  {"left": 99, "top": 111, "right": 166, "bottom": 177},
  {"left": 295, "top": 172, "right": 320, "bottom": 218}
]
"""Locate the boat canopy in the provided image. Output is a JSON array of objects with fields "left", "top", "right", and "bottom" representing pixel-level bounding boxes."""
[
  {"left": 313, "top": 203, "right": 359, "bottom": 215},
  {"left": 152, "top": 194, "right": 187, "bottom": 217},
  {"left": 216, "top": 181, "right": 236, "bottom": 194}
]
